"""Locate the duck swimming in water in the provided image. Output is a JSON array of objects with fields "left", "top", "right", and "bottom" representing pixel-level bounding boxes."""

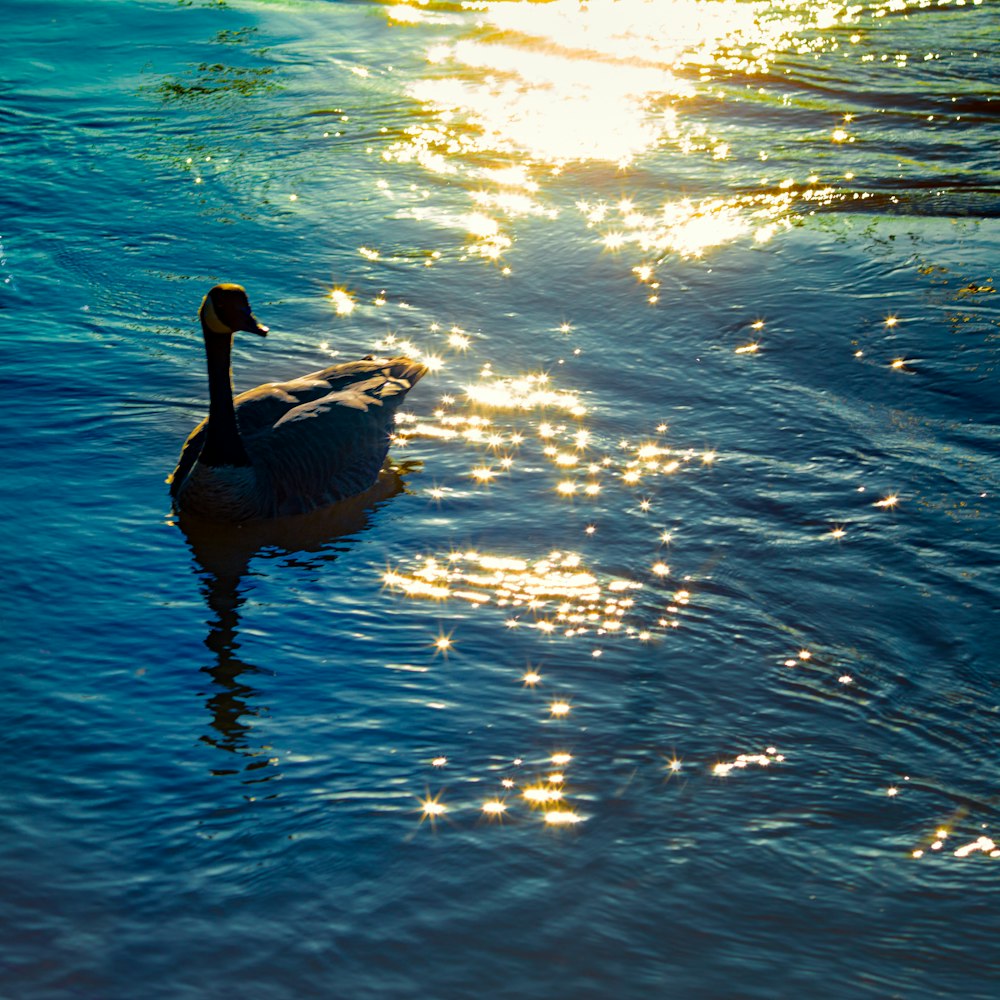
[{"left": 168, "top": 284, "right": 427, "bottom": 522}]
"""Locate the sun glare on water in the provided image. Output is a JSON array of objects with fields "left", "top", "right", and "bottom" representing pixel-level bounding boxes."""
[
  {"left": 381, "top": 0, "right": 874, "bottom": 260},
  {"left": 366, "top": 0, "right": 960, "bottom": 843},
  {"left": 388, "top": 0, "right": 804, "bottom": 167}
]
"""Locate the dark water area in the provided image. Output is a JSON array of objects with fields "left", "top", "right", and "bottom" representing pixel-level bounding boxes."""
[{"left": 2, "top": 1, "right": 998, "bottom": 997}]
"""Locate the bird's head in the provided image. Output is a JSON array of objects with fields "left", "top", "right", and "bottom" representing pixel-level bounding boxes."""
[{"left": 200, "top": 284, "right": 269, "bottom": 337}]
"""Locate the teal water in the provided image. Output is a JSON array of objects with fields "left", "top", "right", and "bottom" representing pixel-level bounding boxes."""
[{"left": 2, "top": 1, "right": 998, "bottom": 997}]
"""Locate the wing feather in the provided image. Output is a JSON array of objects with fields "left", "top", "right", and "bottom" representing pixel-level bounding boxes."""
[
  {"left": 170, "top": 356, "right": 426, "bottom": 516},
  {"left": 168, "top": 420, "right": 206, "bottom": 499}
]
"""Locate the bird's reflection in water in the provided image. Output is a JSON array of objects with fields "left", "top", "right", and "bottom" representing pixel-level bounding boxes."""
[{"left": 177, "top": 464, "right": 413, "bottom": 776}]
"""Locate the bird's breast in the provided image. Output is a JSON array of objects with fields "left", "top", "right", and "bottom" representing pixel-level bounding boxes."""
[{"left": 176, "top": 464, "right": 266, "bottom": 522}]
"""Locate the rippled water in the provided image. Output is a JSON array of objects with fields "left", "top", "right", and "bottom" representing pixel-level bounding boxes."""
[{"left": 3, "top": 1, "right": 998, "bottom": 997}]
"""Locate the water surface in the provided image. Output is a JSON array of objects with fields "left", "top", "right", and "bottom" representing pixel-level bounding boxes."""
[{"left": 2, "top": 1, "right": 998, "bottom": 997}]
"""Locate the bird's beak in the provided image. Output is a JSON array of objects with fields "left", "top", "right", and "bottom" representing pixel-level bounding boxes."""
[{"left": 240, "top": 311, "right": 269, "bottom": 337}]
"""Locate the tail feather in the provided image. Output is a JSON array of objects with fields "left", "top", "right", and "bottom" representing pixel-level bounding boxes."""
[{"left": 384, "top": 357, "right": 429, "bottom": 387}]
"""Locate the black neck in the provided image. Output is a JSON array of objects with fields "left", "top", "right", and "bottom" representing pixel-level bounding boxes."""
[{"left": 199, "top": 326, "right": 251, "bottom": 468}]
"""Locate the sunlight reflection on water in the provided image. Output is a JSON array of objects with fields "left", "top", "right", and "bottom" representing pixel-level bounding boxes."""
[
  {"left": 384, "top": 548, "right": 666, "bottom": 641},
  {"left": 381, "top": 0, "right": 992, "bottom": 279},
  {"left": 3, "top": 0, "right": 999, "bottom": 995}
]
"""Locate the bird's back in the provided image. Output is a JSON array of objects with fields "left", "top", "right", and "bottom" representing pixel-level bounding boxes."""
[{"left": 170, "top": 356, "right": 427, "bottom": 517}]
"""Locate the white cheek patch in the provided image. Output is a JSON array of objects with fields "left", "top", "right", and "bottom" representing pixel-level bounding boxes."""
[{"left": 202, "top": 295, "right": 232, "bottom": 334}]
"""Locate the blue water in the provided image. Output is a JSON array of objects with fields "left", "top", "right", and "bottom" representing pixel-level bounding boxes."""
[{"left": 3, "top": 1, "right": 999, "bottom": 997}]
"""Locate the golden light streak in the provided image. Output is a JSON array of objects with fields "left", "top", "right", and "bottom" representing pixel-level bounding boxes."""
[
  {"left": 385, "top": 550, "right": 664, "bottom": 643},
  {"left": 953, "top": 836, "right": 999, "bottom": 859},
  {"left": 463, "top": 375, "right": 584, "bottom": 416},
  {"left": 523, "top": 786, "right": 563, "bottom": 804},
  {"left": 330, "top": 288, "right": 355, "bottom": 315},
  {"left": 544, "top": 810, "right": 582, "bottom": 826},
  {"left": 713, "top": 748, "right": 785, "bottom": 776}
]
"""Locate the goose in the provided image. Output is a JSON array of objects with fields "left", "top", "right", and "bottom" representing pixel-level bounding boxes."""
[{"left": 168, "top": 284, "right": 427, "bottom": 522}]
